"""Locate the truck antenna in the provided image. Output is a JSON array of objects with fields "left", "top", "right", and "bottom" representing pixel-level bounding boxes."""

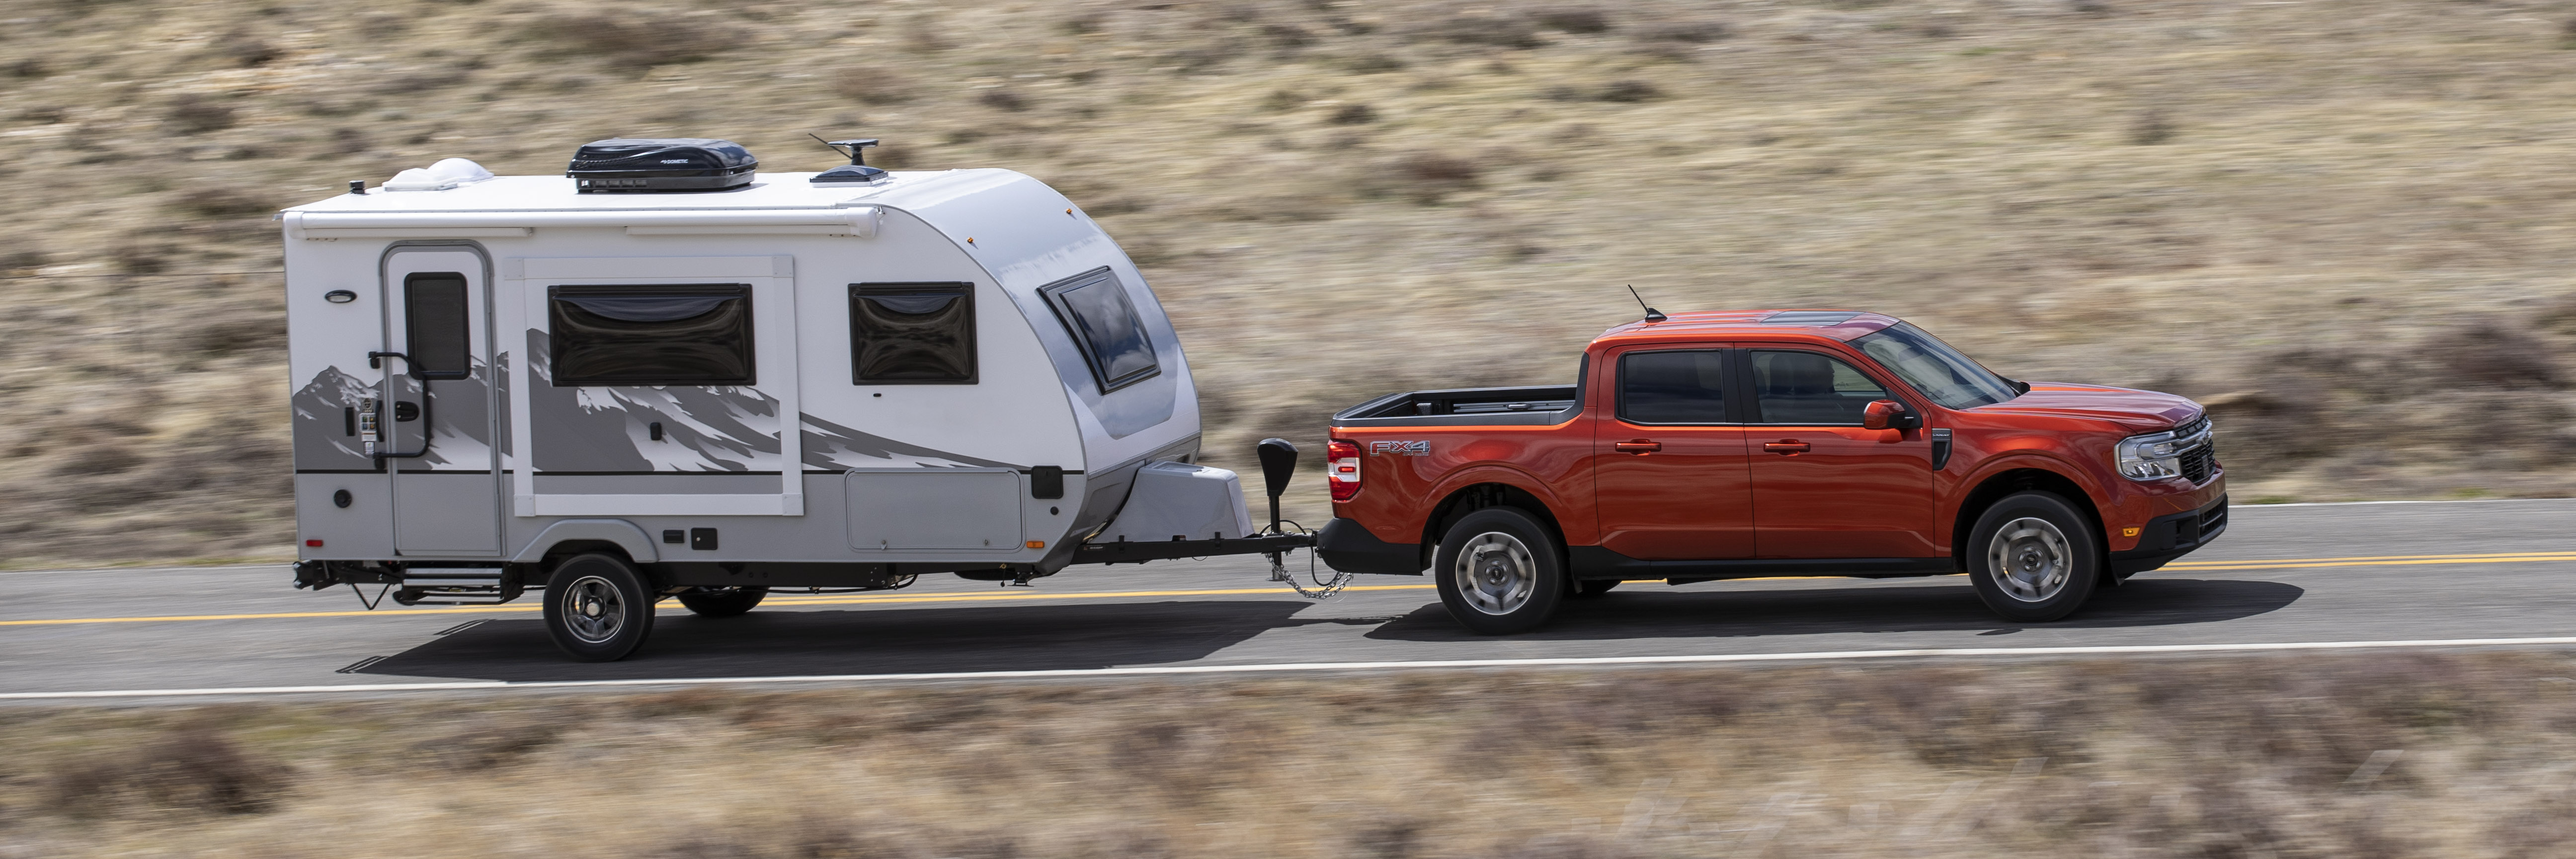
[{"left": 1627, "top": 285, "right": 1667, "bottom": 323}]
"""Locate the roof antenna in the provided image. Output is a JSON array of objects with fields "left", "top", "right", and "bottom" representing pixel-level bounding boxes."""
[
  {"left": 807, "top": 133, "right": 880, "bottom": 166},
  {"left": 1628, "top": 285, "right": 1667, "bottom": 323}
]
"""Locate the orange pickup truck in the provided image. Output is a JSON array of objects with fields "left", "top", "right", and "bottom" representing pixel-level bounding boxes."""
[{"left": 1314, "top": 310, "right": 2226, "bottom": 634}]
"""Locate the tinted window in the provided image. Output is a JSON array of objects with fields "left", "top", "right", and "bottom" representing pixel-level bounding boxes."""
[
  {"left": 549, "top": 284, "right": 754, "bottom": 386},
  {"left": 1619, "top": 350, "right": 1730, "bottom": 424},
  {"left": 1040, "top": 268, "right": 1159, "bottom": 392},
  {"left": 1850, "top": 321, "right": 2017, "bottom": 409},
  {"left": 404, "top": 273, "right": 471, "bottom": 380},
  {"left": 1750, "top": 350, "right": 1888, "bottom": 425},
  {"left": 852, "top": 283, "right": 975, "bottom": 384}
]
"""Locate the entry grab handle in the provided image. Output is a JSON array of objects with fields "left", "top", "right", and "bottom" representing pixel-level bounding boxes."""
[{"left": 369, "top": 349, "right": 433, "bottom": 467}]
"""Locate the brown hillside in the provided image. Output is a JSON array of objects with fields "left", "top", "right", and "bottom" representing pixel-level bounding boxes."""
[{"left": 3, "top": 0, "right": 2574, "bottom": 565}]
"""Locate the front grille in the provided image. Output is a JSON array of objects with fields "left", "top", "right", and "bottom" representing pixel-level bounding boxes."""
[
  {"left": 2172, "top": 414, "right": 2210, "bottom": 438},
  {"left": 2180, "top": 441, "right": 2215, "bottom": 483}
]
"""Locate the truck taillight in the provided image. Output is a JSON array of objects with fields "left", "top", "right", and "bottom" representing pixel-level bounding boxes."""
[{"left": 1327, "top": 438, "right": 1362, "bottom": 502}]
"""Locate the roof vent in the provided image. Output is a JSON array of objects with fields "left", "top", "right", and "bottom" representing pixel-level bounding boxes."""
[
  {"left": 567, "top": 138, "right": 757, "bottom": 193},
  {"left": 809, "top": 137, "right": 887, "bottom": 185},
  {"left": 384, "top": 158, "right": 494, "bottom": 192}
]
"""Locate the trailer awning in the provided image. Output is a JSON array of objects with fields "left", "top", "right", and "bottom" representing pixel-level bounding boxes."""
[{"left": 282, "top": 206, "right": 883, "bottom": 240}]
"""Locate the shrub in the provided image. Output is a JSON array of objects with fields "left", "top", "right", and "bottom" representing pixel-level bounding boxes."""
[
  {"left": 1327, "top": 103, "right": 1378, "bottom": 125},
  {"left": 2128, "top": 108, "right": 2175, "bottom": 145},
  {"left": 174, "top": 188, "right": 272, "bottom": 218},
  {"left": 977, "top": 88, "right": 1028, "bottom": 111},
  {"left": 163, "top": 96, "right": 237, "bottom": 134},
  {"left": 1412, "top": 14, "right": 1545, "bottom": 48},
  {"left": 523, "top": 13, "right": 739, "bottom": 69},
  {"left": 1365, "top": 152, "right": 1482, "bottom": 204},
  {"left": 1262, "top": 22, "right": 1315, "bottom": 49},
  {"left": 216, "top": 33, "right": 280, "bottom": 67},
  {"left": 2429, "top": 321, "right": 2562, "bottom": 388},
  {"left": 46, "top": 728, "right": 290, "bottom": 815},
  {"left": 1345, "top": 53, "right": 1407, "bottom": 73},
  {"left": 1534, "top": 8, "right": 1612, "bottom": 34},
  {"left": 7, "top": 58, "right": 44, "bottom": 78},
  {"left": 1595, "top": 80, "right": 1664, "bottom": 102},
  {"left": 1633, "top": 19, "right": 1730, "bottom": 43},
  {"left": 831, "top": 65, "right": 919, "bottom": 103}
]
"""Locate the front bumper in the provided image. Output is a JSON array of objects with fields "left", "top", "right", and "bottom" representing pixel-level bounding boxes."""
[{"left": 2109, "top": 494, "right": 2229, "bottom": 577}]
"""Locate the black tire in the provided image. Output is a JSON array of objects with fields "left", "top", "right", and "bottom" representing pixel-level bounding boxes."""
[
  {"left": 676, "top": 586, "right": 768, "bottom": 617},
  {"left": 541, "top": 553, "right": 656, "bottom": 662},
  {"left": 1433, "top": 507, "right": 1567, "bottom": 635},
  {"left": 1965, "top": 491, "right": 2102, "bottom": 623},
  {"left": 1569, "top": 579, "right": 1621, "bottom": 599}
]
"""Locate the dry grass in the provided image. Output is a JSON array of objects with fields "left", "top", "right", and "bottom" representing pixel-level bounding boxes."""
[
  {"left": 7, "top": 0, "right": 2576, "bottom": 563},
  {"left": 5, "top": 654, "right": 2576, "bottom": 857}
]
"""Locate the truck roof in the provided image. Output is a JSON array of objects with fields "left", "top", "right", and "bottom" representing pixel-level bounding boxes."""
[{"left": 1595, "top": 309, "right": 1901, "bottom": 345}]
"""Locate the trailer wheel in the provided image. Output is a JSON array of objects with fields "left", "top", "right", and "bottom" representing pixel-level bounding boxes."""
[
  {"left": 1434, "top": 507, "right": 1566, "bottom": 635},
  {"left": 541, "top": 553, "right": 655, "bottom": 662},
  {"left": 1966, "top": 491, "right": 2101, "bottom": 623},
  {"left": 676, "top": 586, "right": 768, "bottom": 617},
  {"left": 1569, "top": 579, "right": 1621, "bottom": 599}
]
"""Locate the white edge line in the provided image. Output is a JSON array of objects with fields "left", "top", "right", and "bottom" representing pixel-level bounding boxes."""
[
  {"left": 9, "top": 636, "right": 2576, "bottom": 701},
  {"left": 2230, "top": 497, "right": 2576, "bottom": 509}
]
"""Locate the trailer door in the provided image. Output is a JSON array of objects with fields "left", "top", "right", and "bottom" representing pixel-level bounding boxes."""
[{"left": 382, "top": 247, "right": 502, "bottom": 555}]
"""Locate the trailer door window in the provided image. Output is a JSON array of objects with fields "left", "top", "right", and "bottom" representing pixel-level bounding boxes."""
[
  {"left": 404, "top": 272, "right": 472, "bottom": 380},
  {"left": 1040, "top": 268, "right": 1159, "bottom": 393},
  {"left": 548, "top": 284, "right": 755, "bottom": 386},
  {"left": 851, "top": 283, "right": 975, "bottom": 384}
]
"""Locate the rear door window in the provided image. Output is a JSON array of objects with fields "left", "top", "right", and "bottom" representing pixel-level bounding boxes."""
[
  {"left": 1618, "top": 349, "right": 1733, "bottom": 424},
  {"left": 851, "top": 283, "right": 975, "bottom": 384},
  {"left": 1040, "top": 268, "right": 1160, "bottom": 393},
  {"left": 548, "top": 284, "right": 755, "bottom": 386},
  {"left": 1747, "top": 350, "right": 1887, "bottom": 425}
]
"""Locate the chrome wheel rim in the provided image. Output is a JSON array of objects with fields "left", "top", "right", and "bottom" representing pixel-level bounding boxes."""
[
  {"left": 560, "top": 575, "right": 626, "bottom": 643},
  {"left": 1987, "top": 517, "right": 2073, "bottom": 603},
  {"left": 1452, "top": 531, "right": 1537, "bottom": 616}
]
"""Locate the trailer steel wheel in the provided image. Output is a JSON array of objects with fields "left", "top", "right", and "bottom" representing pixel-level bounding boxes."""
[
  {"left": 542, "top": 553, "right": 655, "bottom": 662},
  {"left": 676, "top": 586, "right": 767, "bottom": 617},
  {"left": 1965, "top": 491, "right": 2101, "bottom": 623},
  {"left": 1433, "top": 507, "right": 1566, "bottom": 634}
]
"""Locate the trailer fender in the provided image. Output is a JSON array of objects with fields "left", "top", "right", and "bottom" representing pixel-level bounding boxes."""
[{"left": 512, "top": 519, "right": 662, "bottom": 565}]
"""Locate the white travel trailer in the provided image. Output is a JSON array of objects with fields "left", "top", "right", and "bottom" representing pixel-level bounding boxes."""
[{"left": 284, "top": 139, "right": 1312, "bottom": 660}]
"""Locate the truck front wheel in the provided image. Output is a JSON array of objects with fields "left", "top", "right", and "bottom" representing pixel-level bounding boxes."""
[
  {"left": 542, "top": 553, "right": 656, "bottom": 662},
  {"left": 1434, "top": 507, "right": 1567, "bottom": 635},
  {"left": 1965, "top": 491, "right": 2102, "bottom": 623}
]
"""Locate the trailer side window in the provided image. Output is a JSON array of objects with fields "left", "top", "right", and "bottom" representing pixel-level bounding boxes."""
[
  {"left": 851, "top": 283, "right": 976, "bottom": 384},
  {"left": 1039, "top": 268, "right": 1160, "bottom": 393},
  {"left": 548, "top": 284, "right": 755, "bottom": 386},
  {"left": 404, "top": 273, "right": 472, "bottom": 380}
]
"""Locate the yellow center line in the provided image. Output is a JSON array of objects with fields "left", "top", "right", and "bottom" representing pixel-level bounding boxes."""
[{"left": 4, "top": 550, "right": 2572, "bottom": 628}]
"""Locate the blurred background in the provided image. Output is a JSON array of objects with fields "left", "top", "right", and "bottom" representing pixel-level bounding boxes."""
[{"left": 4, "top": 0, "right": 2575, "bottom": 566}]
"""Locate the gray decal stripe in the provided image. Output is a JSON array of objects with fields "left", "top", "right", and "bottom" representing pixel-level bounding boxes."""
[{"left": 801, "top": 412, "right": 1021, "bottom": 470}]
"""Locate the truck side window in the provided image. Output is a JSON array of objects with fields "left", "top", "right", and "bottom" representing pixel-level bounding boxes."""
[
  {"left": 851, "top": 283, "right": 976, "bottom": 384},
  {"left": 403, "top": 272, "right": 472, "bottom": 380},
  {"left": 1040, "top": 267, "right": 1160, "bottom": 393},
  {"left": 548, "top": 284, "right": 755, "bottom": 386},
  {"left": 1749, "top": 350, "right": 1886, "bottom": 425},
  {"left": 1619, "top": 350, "right": 1730, "bottom": 424}
]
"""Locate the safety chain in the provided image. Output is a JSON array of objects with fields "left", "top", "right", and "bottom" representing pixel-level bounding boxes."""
[{"left": 1262, "top": 520, "right": 1355, "bottom": 600}]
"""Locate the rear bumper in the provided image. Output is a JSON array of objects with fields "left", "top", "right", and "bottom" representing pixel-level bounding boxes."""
[
  {"left": 2109, "top": 494, "right": 2229, "bottom": 577},
  {"left": 1316, "top": 518, "right": 1425, "bottom": 575}
]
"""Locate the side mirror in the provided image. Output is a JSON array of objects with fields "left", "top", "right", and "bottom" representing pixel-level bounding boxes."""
[
  {"left": 1255, "top": 438, "right": 1298, "bottom": 531},
  {"left": 1862, "top": 400, "right": 1920, "bottom": 431}
]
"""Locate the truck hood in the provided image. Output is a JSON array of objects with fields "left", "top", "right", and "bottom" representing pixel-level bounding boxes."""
[{"left": 1967, "top": 383, "right": 2201, "bottom": 431}]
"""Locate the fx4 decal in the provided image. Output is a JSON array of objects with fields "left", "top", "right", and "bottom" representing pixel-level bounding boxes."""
[{"left": 1369, "top": 440, "right": 1431, "bottom": 456}]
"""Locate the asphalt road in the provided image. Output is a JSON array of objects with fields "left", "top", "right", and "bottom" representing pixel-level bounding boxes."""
[{"left": 4, "top": 499, "right": 2574, "bottom": 700}]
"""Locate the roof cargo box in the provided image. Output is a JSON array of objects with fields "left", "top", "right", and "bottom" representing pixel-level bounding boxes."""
[{"left": 566, "top": 138, "right": 757, "bottom": 193}]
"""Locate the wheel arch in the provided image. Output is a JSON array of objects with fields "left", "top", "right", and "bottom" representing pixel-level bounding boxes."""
[
  {"left": 1420, "top": 481, "right": 1571, "bottom": 566},
  {"left": 1952, "top": 467, "right": 2108, "bottom": 570}
]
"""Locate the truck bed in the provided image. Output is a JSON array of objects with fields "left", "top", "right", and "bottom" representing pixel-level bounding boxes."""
[{"left": 1333, "top": 384, "right": 1582, "bottom": 427}]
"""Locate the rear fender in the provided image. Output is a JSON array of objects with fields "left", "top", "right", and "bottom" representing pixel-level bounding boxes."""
[{"left": 1418, "top": 465, "right": 1577, "bottom": 550}]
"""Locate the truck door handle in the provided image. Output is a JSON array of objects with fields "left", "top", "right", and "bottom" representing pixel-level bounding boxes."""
[
  {"left": 1614, "top": 440, "right": 1661, "bottom": 455},
  {"left": 1763, "top": 440, "right": 1811, "bottom": 454}
]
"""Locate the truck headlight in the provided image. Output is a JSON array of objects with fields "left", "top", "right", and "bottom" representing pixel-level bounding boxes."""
[{"left": 2115, "top": 430, "right": 2186, "bottom": 481}]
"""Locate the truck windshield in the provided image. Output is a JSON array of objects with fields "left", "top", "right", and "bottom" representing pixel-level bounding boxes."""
[{"left": 1850, "top": 321, "right": 2018, "bottom": 410}]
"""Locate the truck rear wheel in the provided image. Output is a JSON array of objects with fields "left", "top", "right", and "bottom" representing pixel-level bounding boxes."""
[
  {"left": 1434, "top": 507, "right": 1567, "bottom": 635},
  {"left": 1966, "top": 491, "right": 2101, "bottom": 623},
  {"left": 542, "top": 553, "right": 655, "bottom": 662},
  {"left": 676, "top": 586, "right": 767, "bottom": 617}
]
